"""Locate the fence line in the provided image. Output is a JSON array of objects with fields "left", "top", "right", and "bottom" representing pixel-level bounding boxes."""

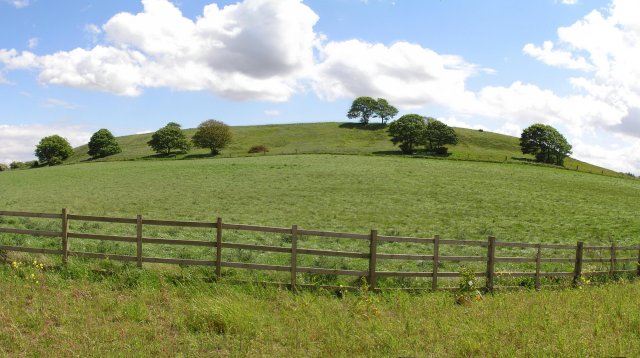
[{"left": 0, "top": 209, "right": 639, "bottom": 292}]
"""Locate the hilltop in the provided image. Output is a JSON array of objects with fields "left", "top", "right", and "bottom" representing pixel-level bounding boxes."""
[{"left": 64, "top": 122, "right": 621, "bottom": 177}]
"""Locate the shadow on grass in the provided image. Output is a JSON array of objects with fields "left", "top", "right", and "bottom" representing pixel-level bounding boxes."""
[
  {"left": 373, "top": 150, "right": 452, "bottom": 158},
  {"left": 182, "top": 153, "right": 218, "bottom": 160},
  {"left": 511, "top": 157, "right": 536, "bottom": 163},
  {"left": 142, "top": 153, "right": 183, "bottom": 160},
  {"left": 339, "top": 123, "right": 387, "bottom": 131}
]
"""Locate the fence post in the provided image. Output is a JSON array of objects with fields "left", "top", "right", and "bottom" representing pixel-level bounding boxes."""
[
  {"left": 573, "top": 241, "right": 583, "bottom": 287},
  {"left": 486, "top": 236, "right": 496, "bottom": 293},
  {"left": 61, "top": 208, "right": 69, "bottom": 264},
  {"left": 215, "top": 217, "right": 223, "bottom": 280},
  {"left": 136, "top": 215, "right": 143, "bottom": 268},
  {"left": 609, "top": 242, "right": 616, "bottom": 277},
  {"left": 637, "top": 245, "right": 640, "bottom": 277},
  {"left": 432, "top": 235, "right": 440, "bottom": 291},
  {"left": 535, "top": 243, "right": 541, "bottom": 290},
  {"left": 368, "top": 229, "right": 378, "bottom": 291},
  {"left": 290, "top": 225, "right": 298, "bottom": 292}
]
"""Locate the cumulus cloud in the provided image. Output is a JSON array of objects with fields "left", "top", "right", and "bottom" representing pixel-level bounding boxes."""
[
  {"left": 0, "top": 0, "right": 319, "bottom": 101},
  {"left": 0, "top": 124, "right": 90, "bottom": 164},
  {"left": 313, "top": 40, "right": 482, "bottom": 108},
  {"left": 27, "top": 38, "right": 38, "bottom": 49}
]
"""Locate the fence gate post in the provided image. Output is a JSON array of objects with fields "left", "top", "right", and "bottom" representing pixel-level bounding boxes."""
[
  {"left": 61, "top": 208, "right": 69, "bottom": 264},
  {"left": 486, "top": 236, "right": 496, "bottom": 293},
  {"left": 573, "top": 241, "right": 584, "bottom": 287},
  {"left": 290, "top": 225, "right": 298, "bottom": 292},
  {"left": 609, "top": 242, "right": 616, "bottom": 277},
  {"left": 368, "top": 229, "right": 378, "bottom": 291},
  {"left": 432, "top": 235, "right": 440, "bottom": 291},
  {"left": 215, "top": 217, "right": 223, "bottom": 280},
  {"left": 535, "top": 243, "right": 542, "bottom": 290},
  {"left": 136, "top": 215, "right": 143, "bottom": 268}
]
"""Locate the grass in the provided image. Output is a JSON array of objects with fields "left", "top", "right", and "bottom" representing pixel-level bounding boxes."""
[
  {"left": 1, "top": 154, "right": 638, "bottom": 287},
  {"left": 63, "top": 122, "right": 624, "bottom": 177},
  {"left": 0, "top": 263, "right": 638, "bottom": 357}
]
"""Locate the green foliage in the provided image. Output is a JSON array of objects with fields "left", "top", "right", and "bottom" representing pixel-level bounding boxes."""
[
  {"left": 347, "top": 97, "right": 399, "bottom": 124},
  {"left": 147, "top": 122, "right": 191, "bottom": 155},
  {"left": 88, "top": 129, "right": 122, "bottom": 159},
  {"left": 387, "top": 114, "right": 426, "bottom": 154},
  {"left": 191, "top": 119, "right": 232, "bottom": 155},
  {"left": 454, "top": 267, "right": 482, "bottom": 305},
  {"left": 248, "top": 145, "right": 269, "bottom": 154},
  {"left": 34, "top": 135, "right": 73, "bottom": 165},
  {"left": 374, "top": 98, "right": 398, "bottom": 124},
  {"left": 424, "top": 118, "right": 458, "bottom": 151},
  {"left": 9, "top": 161, "right": 38, "bottom": 170},
  {"left": 520, "top": 123, "right": 572, "bottom": 166},
  {"left": 0, "top": 163, "right": 8, "bottom": 172},
  {"left": 347, "top": 96, "right": 378, "bottom": 124}
]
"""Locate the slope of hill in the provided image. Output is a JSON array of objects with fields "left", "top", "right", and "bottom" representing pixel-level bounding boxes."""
[{"left": 64, "top": 122, "right": 622, "bottom": 177}]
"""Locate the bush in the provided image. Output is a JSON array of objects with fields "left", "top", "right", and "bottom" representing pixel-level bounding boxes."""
[
  {"left": 10, "top": 161, "right": 38, "bottom": 170},
  {"left": 191, "top": 119, "right": 232, "bottom": 155},
  {"left": 88, "top": 129, "right": 122, "bottom": 159},
  {"left": 0, "top": 163, "right": 8, "bottom": 172},
  {"left": 35, "top": 135, "right": 73, "bottom": 166},
  {"left": 248, "top": 145, "right": 269, "bottom": 154}
]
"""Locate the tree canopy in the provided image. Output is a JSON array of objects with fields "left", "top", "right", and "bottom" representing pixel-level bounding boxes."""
[
  {"left": 423, "top": 118, "right": 458, "bottom": 151},
  {"left": 147, "top": 122, "right": 191, "bottom": 155},
  {"left": 191, "top": 119, "right": 233, "bottom": 155},
  {"left": 35, "top": 135, "right": 73, "bottom": 166},
  {"left": 88, "top": 129, "right": 122, "bottom": 159},
  {"left": 347, "top": 96, "right": 398, "bottom": 124},
  {"left": 388, "top": 114, "right": 426, "bottom": 154},
  {"left": 520, "top": 124, "right": 572, "bottom": 166}
]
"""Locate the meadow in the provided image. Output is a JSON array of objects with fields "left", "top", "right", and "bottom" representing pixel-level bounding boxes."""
[{"left": 1, "top": 124, "right": 639, "bottom": 355}]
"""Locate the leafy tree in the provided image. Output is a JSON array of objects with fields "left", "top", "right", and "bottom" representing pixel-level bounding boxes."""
[
  {"left": 347, "top": 96, "right": 378, "bottom": 124},
  {"left": 88, "top": 128, "right": 121, "bottom": 159},
  {"left": 191, "top": 119, "right": 233, "bottom": 155},
  {"left": 520, "top": 123, "right": 572, "bottom": 166},
  {"left": 388, "top": 114, "right": 426, "bottom": 154},
  {"left": 35, "top": 135, "right": 73, "bottom": 166},
  {"left": 423, "top": 118, "right": 458, "bottom": 152},
  {"left": 9, "top": 161, "right": 37, "bottom": 169},
  {"left": 147, "top": 122, "right": 191, "bottom": 155},
  {"left": 374, "top": 98, "right": 398, "bottom": 124},
  {"left": 0, "top": 163, "right": 8, "bottom": 172}
]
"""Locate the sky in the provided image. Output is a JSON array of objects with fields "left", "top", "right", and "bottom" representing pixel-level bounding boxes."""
[{"left": 1, "top": 0, "right": 639, "bottom": 174}]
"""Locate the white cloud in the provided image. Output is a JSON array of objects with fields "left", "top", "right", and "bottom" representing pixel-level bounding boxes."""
[
  {"left": 27, "top": 37, "right": 38, "bottom": 49},
  {"left": 42, "top": 98, "right": 78, "bottom": 110},
  {"left": 522, "top": 41, "right": 593, "bottom": 71},
  {"left": 560, "top": 0, "right": 579, "bottom": 5},
  {"left": 0, "top": 0, "right": 319, "bottom": 101},
  {"left": 84, "top": 24, "right": 102, "bottom": 35},
  {"left": 313, "top": 40, "right": 482, "bottom": 108},
  {"left": 0, "top": 124, "right": 90, "bottom": 164},
  {"left": 5, "top": 0, "right": 29, "bottom": 8}
]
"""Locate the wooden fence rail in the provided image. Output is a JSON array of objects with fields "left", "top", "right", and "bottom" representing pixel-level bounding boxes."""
[{"left": 0, "top": 209, "right": 639, "bottom": 291}]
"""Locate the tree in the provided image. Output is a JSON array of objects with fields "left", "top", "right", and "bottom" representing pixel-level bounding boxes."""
[
  {"left": 88, "top": 129, "right": 121, "bottom": 159},
  {"left": 520, "top": 124, "right": 572, "bottom": 166},
  {"left": 347, "top": 96, "right": 377, "bottom": 124},
  {"left": 423, "top": 118, "right": 458, "bottom": 152},
  {"left": 191, "top": 119, "right": 233, "bottom": 155},
  {"left": 374, "top": 98, "right": 398, "bottom": 124},
  {"left": 387, "top": 114, "right": 426, "bottom": 154},
  {"left": 35, "top": 135, "right": 73, "bottom": 166},
  {"left": 0, "top": 163, "right": 8, "bottom": 172},
  {"left": 147, "top": 122, "right": 191, "bottom": 155}
]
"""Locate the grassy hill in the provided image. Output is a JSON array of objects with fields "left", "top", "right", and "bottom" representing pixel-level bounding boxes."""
[{"left": 65, "top": 122, "right": 623, "bottom": 177}]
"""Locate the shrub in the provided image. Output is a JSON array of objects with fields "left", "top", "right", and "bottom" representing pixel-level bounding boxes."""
[
  {"left": 248, "top": 145, "right": 269, "bottom": 154},
  {"left": 0, "top": 163, "right": 8, "bottom": 172},
  {"left": 35, "top": 135, "right": 73, "bottom": 166},
  {"left": 454, "top": 267, "right": 482, "bottom": 305}
]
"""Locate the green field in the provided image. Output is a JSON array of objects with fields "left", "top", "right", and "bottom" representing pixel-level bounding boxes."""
[{"left": 1, "top": 123, "right": 639, "bottom": 356}]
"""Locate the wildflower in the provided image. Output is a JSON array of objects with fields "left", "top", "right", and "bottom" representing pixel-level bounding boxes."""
[{"left": 468, "top": 280, "right": 473, "bottom": 287}]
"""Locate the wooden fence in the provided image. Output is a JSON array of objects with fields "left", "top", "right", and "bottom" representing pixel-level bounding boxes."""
[{"left": 1, "top": 209, "right": 639, "bottom": 292}]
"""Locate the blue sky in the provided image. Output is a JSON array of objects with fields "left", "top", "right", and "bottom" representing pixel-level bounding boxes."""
[{"left": 1, "top": 0, "right": 639, "bottom": 173}]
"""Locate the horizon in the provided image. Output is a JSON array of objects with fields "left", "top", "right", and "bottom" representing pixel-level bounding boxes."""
[{"left": 1, "top": 0, "right": 639, "bottom": 174}]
